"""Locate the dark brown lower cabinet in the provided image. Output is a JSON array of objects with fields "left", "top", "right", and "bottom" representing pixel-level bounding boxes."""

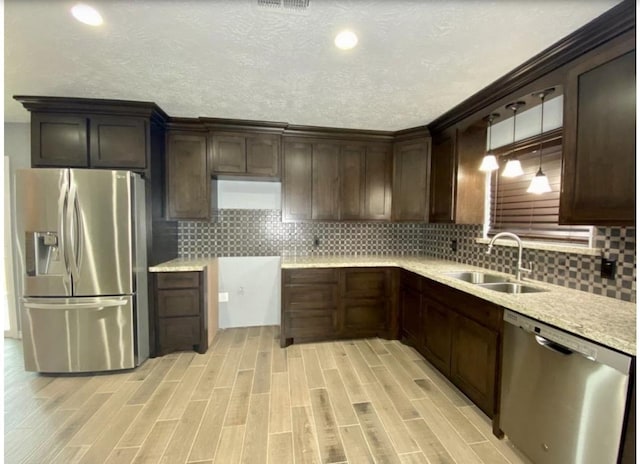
[
  {"left": 422, "top": 296, "right": 453, "bottom": 377},
  {"left": 281, "top": 267, "right": 395, "bottom": 346},
  {"left": 154, "top": 271, "right": 208, "bottom": 355},
  {"left": 450, "top": 313, "right": 498, "bottom": 416},
  {"left": 400, "top": 270, "right": 502, "bottom": 418}
]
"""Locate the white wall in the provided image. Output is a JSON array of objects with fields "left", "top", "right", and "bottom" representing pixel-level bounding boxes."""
[
  {"left": 216, "top": 180, "right": 281, "bottom": 328},
  {"left": 4, "top": 123, "right": 31, "bottom": 336}
]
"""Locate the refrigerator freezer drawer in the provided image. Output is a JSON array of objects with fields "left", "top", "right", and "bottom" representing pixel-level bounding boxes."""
[{"left": 22, "top": 296, "right": 135, "bottom": 373}]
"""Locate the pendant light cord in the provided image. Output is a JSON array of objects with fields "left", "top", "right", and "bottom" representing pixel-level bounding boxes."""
[
  {"left": 510, "top": 105, "right": 517, "bottom": 160},
  {"left": 538, "top": 94, "right": 545, "bottom": 169}
]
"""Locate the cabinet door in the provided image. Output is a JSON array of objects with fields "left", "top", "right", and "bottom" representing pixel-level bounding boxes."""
[
  {"left": 312, "top": 142, "right": 341, "bottom": 220},
  {"left": 342, "top": 299, "right": 388, "bottom": 336},
  {"left": 282, "top": 141, "right": 312, "bottom": 221},
  {"left": 31, "top": 113, "right": 88, "bottom": 167},
  {"left": 422, "top": 296, "right": 452, "bottom": 376},
  {"left": 400, "top": 286, "right": 422, "bottom": 348},
  {"left": 392, "top": 138, "right": 429, "bottom": 221},
  {"left": 340, "top": 144, "right": 366, "bottom": 220},
  {"left": 429, "top": 133, "right": 456, "bottom": 223},
  {"left": 450, "top": 313, "right": 498, "bottom": 417},
  {"left": 211, "top": 133, "right": 246, "bottom": 174},
  {"left": 560, "top": 35, "right": 636, "bottom": 225},
  {"left": 341, "top": 268, "right": 389, "bottom": 299},
  {"left": 364, "top": 144, "right": 392, "bottom": 220},
  {"left": 89, "top": 116, "right": 147, "bottom": 169},
  {"left": 166, "top": 132, "right": 210, "bottom": 220},
  {"left": 246, "top": 134, "right": 280, "bottom": 178}
]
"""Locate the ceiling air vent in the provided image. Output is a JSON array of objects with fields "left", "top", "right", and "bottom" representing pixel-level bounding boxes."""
[{"left": 256, "top": 0, "right": 310, "bottom": 14}]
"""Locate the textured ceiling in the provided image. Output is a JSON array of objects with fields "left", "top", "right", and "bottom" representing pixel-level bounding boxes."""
[{"left": 5, "top": 0, "right": 621, "bottom": 130}]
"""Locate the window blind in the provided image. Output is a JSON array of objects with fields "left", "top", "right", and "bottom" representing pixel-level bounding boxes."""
[{"left": 489, "top": 129, "right": 591, "bottom": 245}]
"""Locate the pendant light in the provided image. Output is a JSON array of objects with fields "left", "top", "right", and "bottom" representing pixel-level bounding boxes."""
[
  {"left": 479, "top": 113, "right": 500, "bottom": 172},
  {"left": 527, "top": 88, "right": 555, "bottom": 194},
  {"left": 501, "top": 101, "right": 525, "bottom": 177}
]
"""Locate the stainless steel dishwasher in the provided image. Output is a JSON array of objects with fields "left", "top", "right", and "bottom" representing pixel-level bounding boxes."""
[{"left": 500, "top": 310, "right": 631, "bottom": 464}]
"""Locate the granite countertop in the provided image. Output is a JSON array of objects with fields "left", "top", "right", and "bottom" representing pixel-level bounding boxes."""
[
  {"left": 282, "top": 255, "right": 637, "bottom": 356},
  {"left": 148, "top": 258, "right": 218, "bottom": 272}
]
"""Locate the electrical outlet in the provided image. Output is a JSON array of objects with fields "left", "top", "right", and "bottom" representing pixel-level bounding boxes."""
[
  {"left": 218, "top": 292, "right": 229, "bottom": 303},
  {"left": 600, "top": 257, "right": 616, "bottom": 279},
  {"left": 450, "top": 239, "right": 458, "bottom": 253}
]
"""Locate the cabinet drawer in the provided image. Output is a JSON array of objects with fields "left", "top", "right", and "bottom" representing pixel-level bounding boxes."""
[
  {"left": 157, "top": 289, "right": 200, "bottom": 317},
  {"left": 284, "top": 268, "right": 338, "bottom": 284},
  {"left": 158, "top": 316, "right": 201, "bottom": 351},
  {"left": 156, "top": 272, "right": 200, "bottom": 289},
  {"left": 342, "top": 299, "right": 388, "bottom": 332},
  {"left": 284, "top": 310, "right": 337, "bottom": 339},
  {"left": 341, "top": 269, "right": 389, "bottom": 298},
  {"left": 284, "top": 284, "right": 337, "bottom": 310}
]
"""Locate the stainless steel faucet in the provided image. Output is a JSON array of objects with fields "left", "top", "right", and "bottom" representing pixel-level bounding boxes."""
[{"left": 486, "top": 232, "right": 532, "bottom": 281}]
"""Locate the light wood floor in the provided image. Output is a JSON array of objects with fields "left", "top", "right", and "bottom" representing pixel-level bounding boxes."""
[{"left": 4, "top": 326, "right": 531, "bottom": 464}]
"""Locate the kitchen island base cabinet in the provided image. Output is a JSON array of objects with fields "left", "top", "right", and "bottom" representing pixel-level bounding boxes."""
[{"left": 281, "top": 267, "right": 396, "bottom": 346}]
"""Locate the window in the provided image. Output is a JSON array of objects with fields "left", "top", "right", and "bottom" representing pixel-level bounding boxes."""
[{"left": 489, "top": 129, "right": 591, "bottom": 245}]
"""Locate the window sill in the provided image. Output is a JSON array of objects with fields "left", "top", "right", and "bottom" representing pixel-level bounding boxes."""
[{"left": 474, "top": 238, "right": 601, "bottom": 256}]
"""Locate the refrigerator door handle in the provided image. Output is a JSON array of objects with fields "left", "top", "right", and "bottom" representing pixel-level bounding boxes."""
[
  {"left": 66, "top": 180, "right": 81, "bottom": 284},
  {"left": 73, "top": 188, "right": 84, "bottom": 276},
  {"left": 58, "top": 180, "right": 71, "bottom": 291},
  {"left": 23, "top": 299, "right": 128, "bottom": 310}
]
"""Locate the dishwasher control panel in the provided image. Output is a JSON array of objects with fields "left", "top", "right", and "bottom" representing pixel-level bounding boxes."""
[{"left": 503, "top": 310, "right": 631, "bottom": 374}]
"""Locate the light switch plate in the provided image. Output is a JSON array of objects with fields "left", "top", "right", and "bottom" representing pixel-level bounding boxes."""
[{"left": 218, "top": 292, "right": 229, "bottom": 303}]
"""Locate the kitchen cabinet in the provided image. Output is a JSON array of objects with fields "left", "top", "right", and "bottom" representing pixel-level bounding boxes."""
[
  {"left": 210, "top": 132, "right": 280, "bottom": 179},
  {"left": 341, "top": 143, "right": 393, "bottom": 220},
  {"left": 166, "top": 131, "right": 212, "bottom": 220},
  {"left": 312, "top": 142, "right": 341, "bottom": 220},
  {"left": 421, "top": 295, "right": 453, "bottom": 376},
  {"left": 400, "top": 271, "right": 502, "bottom": 418},
  {"left": 560, "top": 32, "right": 636, "bottom": 225},
  {"left": 283, "top": 138, "right": 393, "bottom": 222},
  {"left": 429, "top": 132, "right": 456, "bottom": 223},
  {"left": 31, "top": 113, "right": 147, "bottom": 169},
  {"left": 154, "top": 271, "right": 208, "bottom": 355},
  {"left": 281, "top": 267, "right": 395, "bottom": 346},
  {"left": 392, "top": 137, "right": 430, "bottom": 221},
  {"left": 281, "top": 268, "right": 339, "bottom": 346}
]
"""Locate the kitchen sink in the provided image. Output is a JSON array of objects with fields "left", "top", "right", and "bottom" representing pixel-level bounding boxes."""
[
  {"left": 477, "top": 282, "right": 547, "bottom": 294},
  {"left": 443, "top": 271, "right": 509, "bottom": 284}
]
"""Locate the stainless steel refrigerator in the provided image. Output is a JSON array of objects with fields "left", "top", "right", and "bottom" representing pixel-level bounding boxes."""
[{"left": 14, "top": 168, "right": 149, "bottom": 373}]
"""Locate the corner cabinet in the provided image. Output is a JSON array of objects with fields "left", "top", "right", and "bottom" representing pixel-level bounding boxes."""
[
  {"left": 429, "top": 132, "right": 456, "bottom": 223},
  {"left": 166, "top": 131, "right": 211, "bottom": 220},
  {"left": 210, "top": 132, "right": 281, "bottom": 179},
  {"left": 392, "top": 137, "right": 430, "bottom": 221},
  {"left": 281, "top": 267, "right": 396, "bottom": 346},
  {"left": 560, "top": 32, "right": 636, "bottom": 225}
]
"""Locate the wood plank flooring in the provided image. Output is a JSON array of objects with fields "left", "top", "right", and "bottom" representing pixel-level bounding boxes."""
[{"left": 4, "top": 327, "right": 531, "bottom": 464}]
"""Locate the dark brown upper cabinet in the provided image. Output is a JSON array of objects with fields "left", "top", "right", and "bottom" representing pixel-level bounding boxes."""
[
  {"left": 89, "top": 116, "right": 147, "bottom": 169},
  {"left": 166, "top": 131, "right": 211, "bottom": 220},
  {"left": 31, "top": 113, "right": 147, "bottom": 169},
  {"left": 340, "top": 143, "right": 393, "bottom": 221},
  {"left": 311, "top": 141, "right": 341, "bottom": 220},
  {"left": 210, "top": 132, "right": 280, "bottom": 179},
  {"left": 560, "top": 32, "right": 636, "bottom": 226},
  {"left": 429, "top": 132, "right": 456, "bottom": 223},
  {"left": 282, "top": 140, "right": 313, "bottom": 221},
  {"left": 392, "top": 137, "right": 430, "bottom": 221}
]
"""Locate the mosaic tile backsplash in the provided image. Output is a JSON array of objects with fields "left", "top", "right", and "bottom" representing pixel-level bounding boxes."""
[{"left": 178, "top": 209, "right": 635, "bottom": 302}]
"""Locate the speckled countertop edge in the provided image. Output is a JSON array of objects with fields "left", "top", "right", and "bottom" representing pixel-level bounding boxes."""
[
  {"left": 281, "top": 255, "right": 637, "bottom": 356},
  {"left": 148, "top": 258, "right": 218, "bottom": 272}
]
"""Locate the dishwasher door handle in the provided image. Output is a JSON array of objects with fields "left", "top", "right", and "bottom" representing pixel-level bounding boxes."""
[{"left": 534, "top": 334, "right": 574, "bottom": 355}]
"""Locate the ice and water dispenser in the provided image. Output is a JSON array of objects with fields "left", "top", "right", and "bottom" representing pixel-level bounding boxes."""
[{"left": 25, "top": 232, "right": 63, "bottom": 276}]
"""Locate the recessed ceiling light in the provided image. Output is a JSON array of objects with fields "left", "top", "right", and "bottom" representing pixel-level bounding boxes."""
[
  {"left": 334, "top": 30, "right": 358, "bottom": 50},
  {"left": 71, "top": 3, "right": 103, "bottom": 26}
]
